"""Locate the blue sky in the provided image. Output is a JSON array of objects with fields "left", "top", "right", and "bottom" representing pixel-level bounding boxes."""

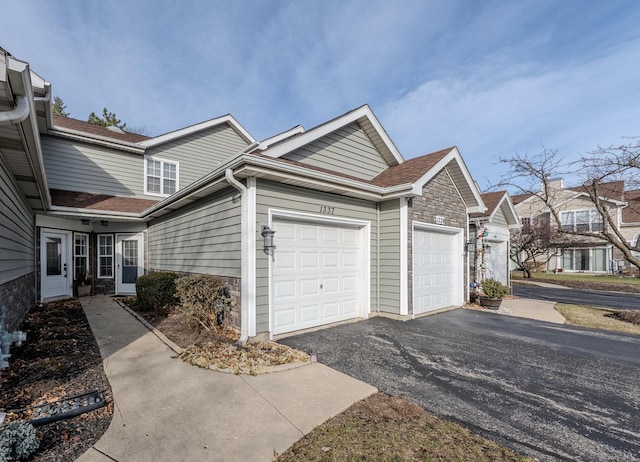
[{"left": 4, "top": 0, "right": 640, "bottom": 190}]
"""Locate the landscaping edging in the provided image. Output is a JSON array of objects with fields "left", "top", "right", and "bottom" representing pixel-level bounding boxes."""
[{"left": 115, "top": 298, "right": 311, "bottom": 375}]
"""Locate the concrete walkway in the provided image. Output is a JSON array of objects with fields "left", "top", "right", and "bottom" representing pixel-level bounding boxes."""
[
  {"left": 501, "top": 297, "right": 566, "bottom": 324},
  {"left": 76, "top": 296, "right": 376, "bottom": 462}
]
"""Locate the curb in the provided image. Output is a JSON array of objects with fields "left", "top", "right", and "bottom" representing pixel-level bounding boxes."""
[
  {"left": 209, "top": 360, "right": 311, "bottom": 376},
  {"left": 115, "top": 300, "right": 184, "bottom": 355}
]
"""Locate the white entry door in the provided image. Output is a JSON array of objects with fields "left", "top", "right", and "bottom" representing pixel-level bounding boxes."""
[
  {"left": 413, "top": 226, "right": 462, "bottom": 315},
  {"left": 116, "top": 233, "right": 143, "bottom": 295},
  {"left": 271, "top": 220, "right": 364, "bottom": 335},
  {"left": 41, "top": 229, "right": 72, "bottom": 301}
]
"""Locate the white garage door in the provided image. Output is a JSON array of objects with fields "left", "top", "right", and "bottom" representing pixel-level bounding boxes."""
[
  {"left": 413, "top": 227, "right": 461, "bottom": 315},
  {"left": 272, "top": 220, "right": 362, "bottom": 335}
]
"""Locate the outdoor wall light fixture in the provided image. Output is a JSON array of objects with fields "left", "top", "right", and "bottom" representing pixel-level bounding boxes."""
[
  {"left": 261, "top": 225, "right": 276, "bottom": 260},
  {"left": 465, "top": 241, "right": 476, "bottom": 252},
  {"left": 483, "top": 244, "right": 492, "bottom": 254}
]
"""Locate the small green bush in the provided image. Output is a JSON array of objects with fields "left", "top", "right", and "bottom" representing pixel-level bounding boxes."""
[
  {"left": 481, "top": 278, "right": 509, "bottom": 299},
  {"left": 135, "top": 272, "right": 178, "bottom": 311},
  {"left": 175, "top": 274, "right": 230, "bottom": 330},
  {"left": 0, "top": 421, "right": 40, "bottom": 461}
]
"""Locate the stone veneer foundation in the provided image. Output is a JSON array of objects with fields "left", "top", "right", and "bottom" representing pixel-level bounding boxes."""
[{"left": 0, "top": 272, "right": 36, "bottom": 331}]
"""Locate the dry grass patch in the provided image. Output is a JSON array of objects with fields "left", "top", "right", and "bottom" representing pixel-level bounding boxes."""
[
  {"left": 277, "top": 393, "right": 534, "bottom": 462},
  {"left": 555, "top": 304, "right": 640, "bottom": 335}
]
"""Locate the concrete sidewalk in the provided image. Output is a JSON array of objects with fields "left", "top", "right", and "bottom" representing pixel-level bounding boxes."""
[
  {"left": 500, "top": 297, "right": 566, "bottom": 324},
  {"left": 76, "top": 296, "right": 376, "bottom": 462}
]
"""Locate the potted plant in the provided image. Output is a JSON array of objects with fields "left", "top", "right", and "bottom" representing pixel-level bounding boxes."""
[
  {"left": 75, "top": 267, "right": 92, "bottom": 297},
  {"left": 479, "top": 278, "right": 508, "bottom": 310}
]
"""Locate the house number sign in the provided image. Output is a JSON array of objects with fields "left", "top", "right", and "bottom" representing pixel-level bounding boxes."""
[
  {"left": 319, "top": 205, "right": 335, "bottom": 215},
  {"left": 435, "top": 216, "right": 445, "bottom": 224}
]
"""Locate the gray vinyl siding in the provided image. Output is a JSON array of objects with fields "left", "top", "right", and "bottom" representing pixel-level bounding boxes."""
[
  {"left": 493, "top": 205, "right": 509, "bottom": 227},
  {"left": 0, "top": 158, "right": 34, "bottom": 283},
  {"left": 255, "top": 180, "right": 378, "bottom": 334},
  {"left": 146, "top": 124, "right": 250, "bottom": 188},
  {"left": 378, "top": 200, "right": 401, "bottom": 314},
  {"left": 146, "top": 187, "right": 241, "bottom": 276},
  {"left": 282, "top": 122, "right": 389, "bottom": 180},
  {"left": 42, "top": 125, "right": 249, "bottom": 200},
  {"left": 41, "top": 136, "right": 149, "bottom": 198}
]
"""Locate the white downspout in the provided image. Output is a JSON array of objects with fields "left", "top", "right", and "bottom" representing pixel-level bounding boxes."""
[
  {"left": 225, "top": 168, "right": 250, "bottom": 344},
  {"left": 0, "top": 95, "right": 29, "bottom": 125}
]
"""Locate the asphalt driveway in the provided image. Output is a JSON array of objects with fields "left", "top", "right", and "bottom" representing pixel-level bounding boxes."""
[{"left": 280, "top": 309, "right": 640, "bottom": 462}]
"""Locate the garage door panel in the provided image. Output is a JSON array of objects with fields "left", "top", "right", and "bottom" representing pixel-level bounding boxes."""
[
  {"left": 323, "top": 252, "right": 340, "bottom": 267},
  {"left": 276, "top": 251, "right": 296, "bottom": 270},
  {"left": 300, "top": 279, "right": 320, "bottom": 296},
  {"left": 300, "top": 252, "right": 319, "bottom": 269},
  {"left": 272, "top": 219, "right": 363, "bottom": 335},
  {"left": 323, "top": 302, "right": 340, "bottom": 319},
  {"left": 274, "top": 280, "right": 296, "bottom": 299},
  {"left": 300, "top": 303, "right": 321, "bottom": 322}
]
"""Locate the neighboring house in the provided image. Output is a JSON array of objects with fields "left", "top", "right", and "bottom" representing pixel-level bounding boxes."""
[
  {"left": 469, "top": 191, "right": 519, "bottom": 287},
  {"left": 0, "top": 48, "right": 487, "bottom": 340},
  {"left": 512, "top": 178, "right": 631, "bottom": 274}
]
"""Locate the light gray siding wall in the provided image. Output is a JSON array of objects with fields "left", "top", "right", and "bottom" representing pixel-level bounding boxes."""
[
  {"left": 378, "top": 199, "right": 401, "bottom": 313},
  {"left": 41, "top": 136, "right": 149, "bottom": 198},
  {"left": 0, "top": 157, "right": 35, "bottom": 328},
  {"left": 0, "top": 158, "right": 34, "bottom": 283},
  {"left": 255, "top": 180, "right": 378, "bottom": 334},
  {"left": 282, "top": 123, "right": 389, "bottom": 180},
  {"left": 146, "top": 124, "right": 250, "bottom": 188},
  {"left": 493, "top": 205, "right": 509, "bottom": 227},
  {"left": 147, "top": 187, "right": 242, "bottom": 276}
]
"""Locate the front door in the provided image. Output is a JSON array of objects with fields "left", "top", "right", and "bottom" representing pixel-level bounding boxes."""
[
  {"left": 41, "top": 229, "right": 72, "bottom": 301},
  {"left": 116, "top": 233, "right": 143, "bottom": 294}
]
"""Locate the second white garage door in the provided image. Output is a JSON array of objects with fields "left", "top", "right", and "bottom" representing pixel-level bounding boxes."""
[
  {"left": 413, "top": 226, "right": 462, "bottom": 315},
  {"left": 272, "top": 220, "right": 363, "bottom": 335}
]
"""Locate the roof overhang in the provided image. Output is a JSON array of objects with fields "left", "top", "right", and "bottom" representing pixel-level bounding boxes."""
[
  {"left": 139, "top": 114, "right": 255, "bottom": 149},
  {"left": 0, "top": 50, "right": 51, "bottom": 212},
  {"left": 410, "top": 147, "right": 485, "bottom": 213}
]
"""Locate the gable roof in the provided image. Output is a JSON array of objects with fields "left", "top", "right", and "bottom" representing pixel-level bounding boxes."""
[
  {"left": 370, "top": 148, "right": 450, "bottom": 187},
  {"left": 52, "top": 115, "right": 151, "bottom": 144},
  {"left": 370, "top": 147, "right": 484, "bottom": 213},
  {"left": 256, "top": 105, "right": 404, "bottom": 167},
  {"left": 623, "top": 189, "right": 640, "bottom": 224},
  {"left": 139, "top": 114, "right": 255, "bottom": 148},
  {"left": 569, "top": 180, "right": 625, "bottom": 202},
  {"left": 470, "top": 190, "right": 519, "bottom": 226}
]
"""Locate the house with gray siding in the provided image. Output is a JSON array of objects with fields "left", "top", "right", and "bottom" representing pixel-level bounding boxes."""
[
  {"left": 0, "top": 48, "right": 487, "bottom": 340},
  {"left": 469, "top": 191, "right": 519, "bottom": 288}
]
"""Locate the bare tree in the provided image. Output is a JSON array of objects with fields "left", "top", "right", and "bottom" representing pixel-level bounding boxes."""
[
  {"left": 499, "top": 144, "right": 640, "bottom": 271},
  {"left": 510, "top": 214, "right": 567, "bottom": 278}
]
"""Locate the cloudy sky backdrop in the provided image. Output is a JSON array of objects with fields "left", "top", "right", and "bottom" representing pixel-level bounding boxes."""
[{"left": 4, "top": 0, "right": 640, "bottom": 189}]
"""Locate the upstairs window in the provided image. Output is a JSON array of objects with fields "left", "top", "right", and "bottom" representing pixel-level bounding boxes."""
[
  {"left": 559, "top": 209, "right": 603, "bottom": 233},
  {"left": 145, "top": 156, "right": 178, "bottom": 196}
]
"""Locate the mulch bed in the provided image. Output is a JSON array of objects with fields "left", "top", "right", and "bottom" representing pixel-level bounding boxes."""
[
  {"left": 606, "top": 310, "right": 640, "bottom": 325},
  {"left": 1, "top": 299, "right": 113, "bottom": 462}
]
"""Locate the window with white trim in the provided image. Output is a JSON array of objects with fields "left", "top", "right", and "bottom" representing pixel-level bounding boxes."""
[
  {"left": 98, "top": 234, "right": 114, "bottom": 278},
  {"left": 145, "top": 156, "right": 178, "bottom": 195},
  {"left": 559, "top": 209, "right": 603, "bottom": 233},
  {"left": 562, "top": 248, "right": 607, "bottom": 272},
  {"left": 74, "top": 233, "right": 89, "bottom": 281}
]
